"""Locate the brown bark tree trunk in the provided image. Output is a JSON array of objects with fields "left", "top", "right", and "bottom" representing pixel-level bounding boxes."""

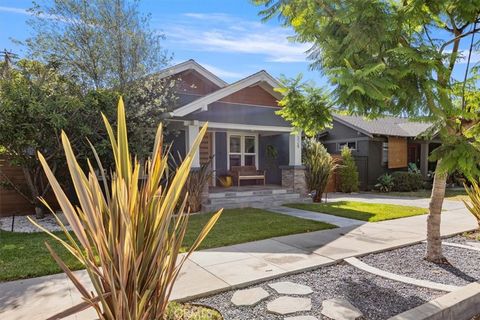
[
  {"left": 22, "top": 166, "right": 44, "bottom": 219},
  {"left": 425, "top": 160, "right": 447, "bottom": 263}
]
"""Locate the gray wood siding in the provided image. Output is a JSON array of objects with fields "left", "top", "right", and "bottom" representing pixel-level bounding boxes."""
[{"left": 180, "top": 102, "right": 291, "bottom": 127}]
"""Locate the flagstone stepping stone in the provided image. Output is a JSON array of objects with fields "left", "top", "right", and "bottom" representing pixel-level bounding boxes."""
[
  {"left": 231, "top": 287, "right": 270, "bottom": 306},
  {"left": 321, "top": 298, "right": 363, "bottom": 320},
  {"left": 267, "top": 296, "right": 311, "bottom": 315},
  {"left": 268, "top": 281, "right": 313, "bottom": 295},
  {"left": 284, "top": 316, "right": 318, "bottom": 320}
]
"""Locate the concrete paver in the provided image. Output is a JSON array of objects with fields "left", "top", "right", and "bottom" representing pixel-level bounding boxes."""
[{"left": 0, "top": 195, "right": 477, "bottom": 320}]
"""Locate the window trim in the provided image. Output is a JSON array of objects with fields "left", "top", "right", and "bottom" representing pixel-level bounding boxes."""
[
  {"left": 227, "top": 132, "right": 259, "bottom": 169},
  {"left": 337, "top": 140, "right": 357, "bottom": 152}
]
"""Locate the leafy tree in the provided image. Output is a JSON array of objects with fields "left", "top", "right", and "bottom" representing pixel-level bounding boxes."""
[
  {"left": 0, "top": 59, "right": 116, "bottom": 218},
  {"left": 255, "top": 0, "right": 480, "bottom": 262},
  {"left": 24, "top": 0, "right": 170, "bottom": 91},
  {"left": 303, "top": 138, "right": 337, "bottom": 202},
  {"left": 338, "top": 146, "right": 359, "bottom": 193},
  {"left": 124, "top": 73, "right": 179, "bottom": 160}
]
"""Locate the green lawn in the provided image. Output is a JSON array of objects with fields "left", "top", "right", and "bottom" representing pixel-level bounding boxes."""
[
  {"left": 366, "top": 189, "right": 469, "bottom": 201},
  {"left": 285, "top": 200, "right": 428, "bottom": 222},
  {"left": 0, "top": 208, "right": 335, "bottom": 282}
]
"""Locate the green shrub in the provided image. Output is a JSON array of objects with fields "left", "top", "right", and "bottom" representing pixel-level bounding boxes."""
[
  {"left": 338, "top": 146, "right": 359, "bottom": 193},
  {"left": 391, "top": 171, "right": 424, "bottom": 191},
  {"left": 375, "top": 173, "right": 395, "bottom": 192},
  {"left": 303, "top": 138, "right": 337, "bottom": 202}
]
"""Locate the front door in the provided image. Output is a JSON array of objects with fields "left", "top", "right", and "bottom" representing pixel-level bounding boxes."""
[
  {"left": 199, "top": 132, "right": 214, "bottom": 186},
  {"left": 407, "top": 144, "right": 420, "bottom": 167}
]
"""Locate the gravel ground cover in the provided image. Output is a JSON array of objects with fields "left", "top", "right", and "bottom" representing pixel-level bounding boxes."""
[
  {"left": 360, "top": 236, "right": 480, "bottom": 287},
  {"left": 195, "top": 262, "right": 443, "bottom": 320},
  {"left": 0, "top": 214, "right": 70, "bottom": 233}
]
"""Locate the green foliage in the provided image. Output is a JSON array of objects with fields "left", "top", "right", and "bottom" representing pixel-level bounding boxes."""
[
  {"left": 276, "top": 75, "right": 333, "bottom": 136},
  {"left": 0, "top": 59, "right": 116, "bottom": 215},
  {"left": 391, "top": 171, "right": 424, "bottom": 192},
  {"left": 255, "top": 0, "right": 480, "bottom": 180},
  {"left": 25, "top": 0, "right": 170, "bottom": 90},
  {"left": 303, "top": 138, "right": 337, "bottom": 202},
  {"left": 375, "top": 173, "right": 394, "bottom": 193},
  {"left": 338, "top": 146, "right": 359, "bottom": 193}
]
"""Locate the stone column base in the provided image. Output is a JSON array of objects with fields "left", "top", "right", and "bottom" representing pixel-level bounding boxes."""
[{"left": 281, "top": 165, "right": 308, "bottom": 196}]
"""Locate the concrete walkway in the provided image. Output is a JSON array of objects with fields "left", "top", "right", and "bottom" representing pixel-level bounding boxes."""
[
  {"left": 0, "top": 197, "right": 477, "bottom": 320},
  {"left": 270, "top": 205, "right": 363, "bottom": 227}
]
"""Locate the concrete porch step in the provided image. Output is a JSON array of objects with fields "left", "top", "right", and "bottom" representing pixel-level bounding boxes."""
[
  {"left": 206, "top": 193, "right": 301, "bottom": 205},
  {"left": 202, "top": 199, "right": 300, "bottom": 211},
  {"left": 208, "top": 188, "right": 291, "bottom": 199}
]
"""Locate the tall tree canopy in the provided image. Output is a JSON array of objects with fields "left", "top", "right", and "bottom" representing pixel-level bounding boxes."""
[
  {"left": 255, "top": 0, "right": 480, "bottom": 262},
  {"left": 0, "top": 59, "right": 117, "bottom": 218},
  {"left": 25, "top": 0, "right": 169, "bottom": 91}
]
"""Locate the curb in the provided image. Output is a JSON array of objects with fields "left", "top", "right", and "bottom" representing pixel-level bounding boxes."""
[{"left": 388, "top": 282, "right": 480, "bottom": 320}]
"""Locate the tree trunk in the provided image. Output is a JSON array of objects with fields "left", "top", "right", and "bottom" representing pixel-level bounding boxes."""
[
  {"left": 22, "top": 166, "right": 44, "bottom": 219},
  {"left": 425, "top": 160, "right": 447, "bottom": 263}
]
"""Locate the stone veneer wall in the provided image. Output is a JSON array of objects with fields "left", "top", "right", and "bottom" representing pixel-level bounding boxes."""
[{"left": 281, "top": 166, "right": 308, "bottom": 196}]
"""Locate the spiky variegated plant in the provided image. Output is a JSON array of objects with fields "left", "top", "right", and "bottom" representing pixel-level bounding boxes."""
[
  {"left": 465, "top": 181, "right": 480, "bottom": 229},
  {"left": 30, "top": 98, "right": 222, "bottom": 320}
]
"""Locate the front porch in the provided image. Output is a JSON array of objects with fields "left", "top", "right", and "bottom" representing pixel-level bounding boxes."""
[{"left": 175, "top": 120, "right": 307, "bottom": 195}]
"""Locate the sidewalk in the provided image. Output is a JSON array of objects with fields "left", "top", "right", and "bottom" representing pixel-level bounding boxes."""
[{"left": 0, "top": 199, "right": 477, "bottom": 320}]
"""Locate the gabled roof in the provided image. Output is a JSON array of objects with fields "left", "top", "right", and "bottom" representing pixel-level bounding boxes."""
[
  {"left": 156, "top": 59, "right": 228, "bottom": 88},
  {"left": 172, "top": 70, "right": 282, "bottom": 117},
  {"left": 333, "top": 114, "right": 432, "bottom": 138}
]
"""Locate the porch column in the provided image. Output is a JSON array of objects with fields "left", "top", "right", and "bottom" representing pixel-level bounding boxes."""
[
  {"left": 186, "top": 123, "right": 200, "bottom": 169},
  {"left": 420, "top": 142, "right": 429, "bottom": 178},
  {"left": 282, "top": 132, "right": 307, "bottom": 196},
  {"left": 289, "top": 132, "right": 302, "bottom": 166}
]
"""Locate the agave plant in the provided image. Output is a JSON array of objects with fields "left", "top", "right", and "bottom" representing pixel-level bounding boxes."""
[
  {"left": 30, "top": 97, "right": 222, "bottom": 320},
  {"left": 464, "top": 181, "right": 480, "bottom": 229}
]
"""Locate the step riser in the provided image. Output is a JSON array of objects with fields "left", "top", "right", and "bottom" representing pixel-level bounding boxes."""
[
  {"left": 206, "top": 194, "right": 301, "bottom": 205},
  {"left": 208, "top": 189, "right": 291, "bottom": 199},
  {"left": 203, "top": 199, "right": 297, "bottom": 211}
]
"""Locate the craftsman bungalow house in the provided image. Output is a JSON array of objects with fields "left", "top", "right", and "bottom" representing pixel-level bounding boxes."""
[
  {"left": 319, "top": 114, "right": 438, "bottom": 190},
  {"left": 157, "top": 60, "right": 305, "bottom": 209}
]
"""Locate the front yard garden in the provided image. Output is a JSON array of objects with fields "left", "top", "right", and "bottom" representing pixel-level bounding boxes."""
[
  {"left": 285, "top": 201, "right": 428, "bottom": 222},
  {"left": 0, "top": 207, "right": 335, "bottom": 282}
]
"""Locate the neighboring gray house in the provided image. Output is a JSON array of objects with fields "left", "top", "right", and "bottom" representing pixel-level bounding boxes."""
[
  {"left": 158, "top": 60, "right": 304, "bottom": 197},
  {"left": 319, "top": 114, "right": 438, "bottom": 190}
]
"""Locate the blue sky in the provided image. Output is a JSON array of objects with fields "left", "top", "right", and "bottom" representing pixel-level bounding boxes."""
[{"left": 0, "top": 0, "right": 478, "bottom": 86}]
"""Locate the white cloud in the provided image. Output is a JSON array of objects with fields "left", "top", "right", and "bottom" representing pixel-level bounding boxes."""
[
  {"left": 0, "top": 6, "right": 29, "bottom": 15},
  {"left": 164, "top": 13, "right": 311, "bottom": 63},
  {"left": 200, "top": 63, "right": 247, "bottom": 79},
  {"left": 457, "top": 50, "right": 480, "bottom": 64}
]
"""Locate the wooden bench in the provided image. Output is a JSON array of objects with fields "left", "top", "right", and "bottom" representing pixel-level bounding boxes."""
[{"left": 229, "top": 166, "right": 266, "bottom": 187}]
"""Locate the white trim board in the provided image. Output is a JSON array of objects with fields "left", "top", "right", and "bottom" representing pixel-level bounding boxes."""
[
  {"left": 155, "top": 59, "right": 227, "bottom": 88},
  {"left": 198, "top": 121, "right": 293, "bottom": 133},
  {"left": 173, "top": 70, "right": 283, "bottom": 117}
]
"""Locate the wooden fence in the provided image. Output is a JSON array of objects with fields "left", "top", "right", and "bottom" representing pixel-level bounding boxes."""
[{"left": 0, "top": 156, "right": 36, "bottom": 216}]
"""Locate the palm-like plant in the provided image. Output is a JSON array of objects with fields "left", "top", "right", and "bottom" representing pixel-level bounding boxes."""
[
  {"left": 464, "top": 181, "right": 480, "bottom": 229},
  {"left": 30, "top": 98, "right": 222, "bottom": 319},
  {"left": 303, "top": 138, "right": 337, "bottom": 202}
]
